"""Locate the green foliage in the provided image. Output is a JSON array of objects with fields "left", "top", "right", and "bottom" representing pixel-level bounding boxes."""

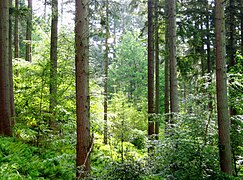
[{"left": 0, "top": 137, "right": 75, "bottom": 179}]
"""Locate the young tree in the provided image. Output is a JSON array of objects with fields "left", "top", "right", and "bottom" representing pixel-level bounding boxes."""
[
  {"left": 168, "top": 0, "right": 178, "bottom": 116},
  {"left": 75, "top": 0, "right": 90, "bottom": 178},
  {"left": 215, "top": 0, "right": 232, "bottom": 175},
  {"left": 0, "top": 0, "right": 13, "bottom": 136},
  {"left": 14, "top": 0, "right": 19, "bottom": 59},
  {"left": 147, "top": 0, "right": 155, "bottom": 139},
  {"left": 104, "top": 0, "right": 109, "bottom": 145},
  {"left": 25, "top": 0, "right": 32, "bottom": 62},
  {"left": 49, "top": 0, "right": 58, "bottom": 127}
]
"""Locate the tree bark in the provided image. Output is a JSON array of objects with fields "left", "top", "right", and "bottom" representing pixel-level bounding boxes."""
[
  {"left": 103, "top": 0, "right": 109, "bottom": 145},
  {"left": 75, "top": 0, "right": 90, "bottom": 178},
  {"left": 164, "top": 0, "right": 170, "bottom": 132},
  {"left": 25, "top": 0, "right": 32, "bottom": 62},
  {"left": 50, "top": 0, "right": 58, "bottom": 128},
  {"left": 14, "top": 0, "right": 19, "bottom": 59},
  {"left": 168, "top": 0, "right": 179, "bottom": 116},
  {"left": 155, "top": 0, "right": 160, "bottom": 140},
  {"left": 215, "top": 0, "right": 232, "bottom": 175},
  {"left": 148, "top": 0, "right": 155, "bottom": 140},
  {"left": 9, "top": 0, "right": 15, "bottom": 126},
  {"left": 0, "top": 0, "right": 12, "bottom": 136}
]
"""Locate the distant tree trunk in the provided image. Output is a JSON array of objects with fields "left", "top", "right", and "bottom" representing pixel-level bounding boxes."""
[
  {"left": 155, "top": 0, "right": 160, "bottom": 140},
  {"left": 103, "top": 0, "right": 109, "bottom": 145},
  {"left": 14, "top": 0, "right": 19, "bottom": 59},
  {"left": 148, "top": 0, "right": 155, "bottom": 140},
  {"left": 229, "top": 0, "right": 236, "bottom": 68},
  {"left": 0, "top": 0, "right": 13, "bottom": 136},
  {"left": 49, "top": 0, "right": 58, "bottom": 128},
  {"left": 9, "top": 0, "right": 15, "bottom": 126},
  {"left": 168, "top": 0, "right": 179, "bottom": 116},
  {"left": 164, "top": 0, "right": 170, "bottom": 131},
  {"left": 75, "top": 0, "right": 90, "bottom": 178},
  {"left": 25, "top": 0, "right": 32, "bottom": 62},
  {"left": 215, "top": 0, "right": 233, "bottom": 175},
  {"left": 206, "top": 1, "right": 212, "bottom": 111}
]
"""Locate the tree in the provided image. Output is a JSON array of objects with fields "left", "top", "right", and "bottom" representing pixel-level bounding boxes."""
[
  {"left": 0, "top": 0, "right": 13, "bottom": 136},
  {"left": 49, "top": 0, "right": 58, "bottom": 128},
  {"left": 215, "top": 0, "right": 232, "bottom": 175},
  {"left": 154, "top": 0, "right": 160, "bottom": 140},
  {"left": 168, "top": 0, "right": 179, "bottom": 116},
  {"left": 25, "top": 0, "right": 32, "bottom": 62},
  {"left": 14, "top": 0, "right": 19, "bottom": 59},
  {"left": 75, "top": 0, "right": 90, "bottom": 178},
  {"left": 104, "top": 0, "right": 109, "bottom": 145},
  {"left": 147, "top": 0, "right": 155, "bottom": 139}
]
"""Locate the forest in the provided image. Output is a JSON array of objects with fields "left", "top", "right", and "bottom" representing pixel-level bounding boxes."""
[{"left": 0, "top": 0, "right": 243, "bottom": 179}]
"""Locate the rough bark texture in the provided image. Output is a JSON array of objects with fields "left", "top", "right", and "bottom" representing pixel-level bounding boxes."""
[
  {"left": 75, "top": 0, "right": 90, "bottom": 178},
  {"left": 0, "top": 0, "right": 12, "bottom": 136},
  {"left": 50, "top": 0, "right": 58, "bottom": 128},
  {"left": 14, "top": 0, "right": 19, "bottom": 59},
  {"left": 229, "top": 0, "right": 235, "bottom": 68},
  {"left": 168, "top": 0, "right": 179, "bottom": 116},
  {"left": 148, "top": 0, "right": 155, "bottom": 139},
  {"left": 155, "top": 0, "right": 160, "bottom": 140},
  {"left": 25, "top": 0, "right": 32, "bottom": 62},
  {"left": 103, "top": 0, "right": 109, "bottom": 145},
  {"left": 164, "top": 0, "right": 170, "bottom": 131},
  {"left": 9, "top": 0, "right": 15, "bottom": 126},
  {"left": 215, "top": 0, "right": 233, "bottom": 175}
]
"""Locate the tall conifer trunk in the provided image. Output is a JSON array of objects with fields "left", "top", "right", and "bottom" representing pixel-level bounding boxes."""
[
  {"left": 155, "top": 0, "right": 160, "bottom": 140},
  {"left": 148, "top": 0, "right": 155, "bottom": 140},
  {"left": 168, "top": 0, "right": 178, "bottom": 117},
  {"left": 14, "top": 0, "right": 19, "bottom": 59},
  {"left": 0, "top": 0, "right": 13, "bottom": 136},
  {"left": 26, "top": 0, "right": 32, "bottom": 62},
  {"left": 215, "top": 0, "right": 232, "bottom": 175},
  {"left": 75, "top": 0, "right": 90, "bottom": 178},
  {"left": 50, "top": 0, "right": 58, "bottom": 128},
  {"left": 104, "top": 0, "right": 109, "bottom": 145}
]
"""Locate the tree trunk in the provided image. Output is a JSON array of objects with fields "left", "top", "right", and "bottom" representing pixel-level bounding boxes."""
[
  {"left": 0, "top": 0, "right": 12, "bottom": 136},
  {"left": 155, "top": 0, "right": 160, "bottom": 140},
  {"left": 9, "top": 0, "right": 15, "bottom": 126},
  {"left": 168, "top": 0, "right": 179, "bottom": 116},
  {"left": 25, "top": 0, "right": 32, "bottom": 62},
  {"left": 164, "top": 0, "right": 170, "bottom": 132},
  {"left": 75, "top": 0, "right": 90, "bottom": 178},
  {"left": 50, "top": 0, "right": 58, "bottom": 129},
  {"left": 104, "top": 0, "right": 109, "bottom": 145},
  {"left": 14, "top": 0, "right": 19, "bottom": 59},
  {"left": 215, "top": 0, "right": 232, "bottom": 175},
  {"left": 229, "top": 0, "right": 235, "bottom": 68},
  {"left": 148, "top": 0, "right": 155, "bottom": 140}
]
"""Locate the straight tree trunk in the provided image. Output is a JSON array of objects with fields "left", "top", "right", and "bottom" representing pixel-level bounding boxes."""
[
  {"left": 215, "top": 0, "right": 232, "bottom": 175},
  {"left": 103, "top": 0, "right": 109, "bottom": 145},
  {"left": 25, "top": 0, "right": 32, "bottom": 62},
  {"left": 164, "top": 0, "right": 170, "bottom": 131},
  {"left": 14, "top": 0, "right": 19, "bottom": 59},
  {"left": 229, "top": 0, "right": 236, "bottom": 68},
  {"left": 155, "top": 0, "right": 160, "bottom": 140},
  {"left": 9, "top": 0, "right": 15, "bottom": 126},
  {"left": 168, "top": 0, "right": 179, "bottom": 116},
  {"left": 75, "top": 0, "right": 90, "bottom": 178},
  {"left": 148, "top": 0, "right": 155, "bottom": 140},
  {"left": 0, "top": 0, "right": 12, "bottom": 136},
  {"left": 50, "top": 0, "right": 58, "bottom": 128}
]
